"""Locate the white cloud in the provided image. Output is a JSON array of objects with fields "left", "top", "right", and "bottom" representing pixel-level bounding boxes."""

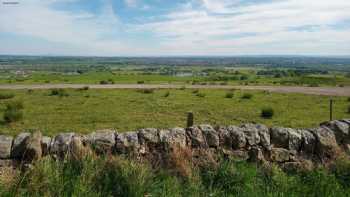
[
  {"left": 0, "top": 0, "right": 349, "bottom": 56},
  {"left": 135, "top": 0, "right": 350, "bottom": 55}
]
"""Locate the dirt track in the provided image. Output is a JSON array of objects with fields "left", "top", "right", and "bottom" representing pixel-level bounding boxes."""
[{"left": 0, "top": 84, "right": 348, "bottom": 96}]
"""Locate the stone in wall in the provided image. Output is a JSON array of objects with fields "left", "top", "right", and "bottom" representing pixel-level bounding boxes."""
[
  {"left": 0, "top": 135, "right": 13, "bottom": 159},
  {"left": 50, "top": 133, "right": 75, "bottom": 159},
  {"left": 159, "top": 128, "right": 187, "bottom": 148},
  {"left": 186, "top": 126, "right": 207, "bottom": 148},
  {"left": 85, "top": 130, "right": 116, "bottom": 154},
  {"left": 11, "top": 132, "right": 30, "bottom": 159},
  {"left": 199, "top": 125, "right": 219, "bottom": 148}
]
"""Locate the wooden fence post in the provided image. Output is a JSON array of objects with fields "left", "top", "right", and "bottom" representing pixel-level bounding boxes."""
[
  {"left": 187, "top": 112, "right": 194, "bottom": 127},
  {"left": 330, "top": 99, "right": 333, "bottom": 121}
]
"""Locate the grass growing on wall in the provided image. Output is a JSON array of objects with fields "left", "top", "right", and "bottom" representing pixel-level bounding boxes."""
[{"left": 0, "top": 89, "right": 348, "bottom": 136}]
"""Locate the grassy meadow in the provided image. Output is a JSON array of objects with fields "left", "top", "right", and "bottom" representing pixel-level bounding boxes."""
[{"left": 0, "top": 88, "right": 348, "bottom": 136}]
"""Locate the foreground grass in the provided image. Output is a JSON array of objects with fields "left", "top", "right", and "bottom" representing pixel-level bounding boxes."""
[
  {"left": 1, "top": 156, "right": 350, "bottom": 197},
  {"left": 0, "top": 89, "right": 348, "bottom": 136}
]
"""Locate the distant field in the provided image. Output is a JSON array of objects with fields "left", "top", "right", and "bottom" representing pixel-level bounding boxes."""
[
  {"left": 0, "top": 88, "right": 348, "bottom": 136},
  {"left": 1, "top": 70, "right": 350, "bottom": 87}
]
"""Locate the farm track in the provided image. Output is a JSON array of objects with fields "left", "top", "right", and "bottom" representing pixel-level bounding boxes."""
[{"left": 0, "top": 84, "right": 348, "bottom": 96}]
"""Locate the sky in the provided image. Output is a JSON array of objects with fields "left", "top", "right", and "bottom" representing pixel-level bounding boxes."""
[{"left": 0, "top": 0, "right": 350, "bottom": 56}]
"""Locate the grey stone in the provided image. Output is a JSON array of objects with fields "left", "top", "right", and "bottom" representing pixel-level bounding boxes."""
[
  {"left": 271, "top": 127, "right": 289, "bottom": 148},
  {"left": 24, "top": 131, "right": 42, "bottom": 162},
  {"left": 321, "top": 120, "right": 349, "bottom": 144},
  {"left": 257, "top": 124, "right": 271, "bottom": 149},
  {"left": 138, "top": 128, "right": 159, "bottom": 145},
  {"left": 228, "top": 126, "right": 246, "bottom": 149},
  {"left": 86, "top": 130, "right": 116, "bottom": 154},
  {"left": 241, "top": 124, "right": 260, "bottom": 146},
  {"left": 186, "top": 126, "right": 206, "bottom": 148},
  {"left": 300, "top": 129, "right": 316, "bottom": 154},
  {"left": 50, "top": 133, "right": 75, "bottom": 158},
  {"left": 217, "top": 127, "right": 233, "bottom": 148},
  {"left": 116, "top": 132, "right": 140, "bottom": 154},
  {"left": 11, "top": 132, "right": 30, "bottom": 159},
  {"left": 288, "top": 129, "right": 302, "bottom": 152},
  {"left": 270, "top": 148, "right": 290, "bottom": 162},
  {"left": 310, "top": 127, "right": 340, "bottom": 159},
  {"left": 41, "top": 136, "right": 52, "bottom": 156},
  {"left": 199, "top": 125, "right": 219, "bottom": 148},
  {"left": 0, "top": 135, "right": 13, "bottom": 159},
  {"left": 159, "top": 128, "right": 187, "bottom": 147}
]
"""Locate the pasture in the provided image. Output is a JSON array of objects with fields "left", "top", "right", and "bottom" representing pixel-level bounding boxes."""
[{"left": 0, "top": 88, "right": 348, "bottom": 136}]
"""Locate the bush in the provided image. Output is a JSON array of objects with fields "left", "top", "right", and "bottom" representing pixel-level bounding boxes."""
[
  {"left": 196, "top": 92, "right": 206, "bottom": 98},
  {"left": 100, "top": 80, "right": 109, "bottom": 85},
  {"left": 164, "top": 91, "right": 170, "bottom": 97},
  {"left": 0, "top": 92, "right": 15, "bottom": 100},
  {"left": 137, "top": 81, "right": 145, "bottom": 84},
  {"left": 138, "top": 89, "right": 154, "bottom": 94},
  {"left": 3, "top": 101, "right": 24, "bottom": 123},
  {"left": 225, "top": 92, "right": 234, "bottom": 98},
  {"left": 261, "top": 107, "right": 274, "bottom": 118},
  {"left": 192, "top": 89, "right": 199, "bottom": 94},
  {"left": 348, "top": 106, "right": 350, "bottom": 114},
  {"left": 241, "top": 93, "right": 253, "bottom": 99},
  {"left": 78, "top": 86, "right": 89, "bottom": 91},
  {"left": 50, "top": 89, "right": 69, "bottom": 97}
]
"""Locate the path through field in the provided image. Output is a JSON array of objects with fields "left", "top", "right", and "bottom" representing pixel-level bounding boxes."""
[{"left": 0, "top": 84, "right": 348, "bottom": 96}]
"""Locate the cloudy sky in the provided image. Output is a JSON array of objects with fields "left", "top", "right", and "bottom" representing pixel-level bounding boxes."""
[{"left": 0, "top": 0, "right": 350, "bottom": 56}]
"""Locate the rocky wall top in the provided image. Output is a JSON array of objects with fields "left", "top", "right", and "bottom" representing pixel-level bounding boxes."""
[{"left": 1, "top": 119, "right": 350, "bottom": 170}]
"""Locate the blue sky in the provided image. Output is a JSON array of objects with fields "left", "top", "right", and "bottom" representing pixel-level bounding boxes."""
[{"left": 0, "top": 0, "right": 350, "bottom": 56}]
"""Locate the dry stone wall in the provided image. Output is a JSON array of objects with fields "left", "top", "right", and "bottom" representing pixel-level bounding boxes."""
[{"left": 1, "top": 119, "right": 350, "bottom": 170}]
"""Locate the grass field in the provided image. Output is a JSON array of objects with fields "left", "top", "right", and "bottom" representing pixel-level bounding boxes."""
[
  {"left": 1, "top": 70, "right": 350, "bottom": 87},
  {"left": 0, "top": 88, "right": 348, "bottom": 136}
]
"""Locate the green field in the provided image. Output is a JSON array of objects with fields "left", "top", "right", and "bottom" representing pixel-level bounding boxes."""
[{"left": 0, "top": 88, "right": 348, "bottom": 136}]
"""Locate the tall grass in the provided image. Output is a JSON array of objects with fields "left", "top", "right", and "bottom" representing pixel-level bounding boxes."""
[{"left": 1, "top": 156, "right": 350, "bottom": 197}]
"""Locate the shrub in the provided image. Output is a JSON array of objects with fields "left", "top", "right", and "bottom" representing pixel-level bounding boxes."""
[
  {"left": 348, "top": 106, "right": 350, "bottom": 114},
  {"left": 225, "top": 92, "right": 234, "bottom": 98},
  {"left": 261, "top": 107, "right": 274, "bottom": 118},
  {"left": 192, "top": 89, "right": 199, "bottom": 94},
  {"left": 100, "top": 80, "right": 109, "bottom": 85},
  {"left": 241, "top": 93, "right": 253, "bottom": 99},
  {"left": 138, "top": 89, "right": 154, "bottom": 94},
  {"left": 196, "top": 92, "right": 206, "bottom": 98},
  {"left": 78, "top": 86, "right": 89, "bottom": 91},
  {"left": 347, "top": 97, "right": 350, "bottom": 102},
  {"left": 3, "top": 100, "right": 24, "bottom": 123},
  {"left": 50, "top": 89, "right": 69, "bottom": 97},
  {"left": 137, "top": 81, "right": 145, "bottom": 84},
  {"left": 0, "top": 92, "right": 15, "bottom": 100},
  {"left": 164, "top": 91, "right": 170, "bottom": 97}
]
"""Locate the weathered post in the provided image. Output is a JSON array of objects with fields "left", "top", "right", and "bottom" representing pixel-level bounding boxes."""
[
  {"left": 330, "top": 99, "right": 333, "bottom": 121},
  {"left": 187, "top": 112, "right": 194, "bottom": 127}
]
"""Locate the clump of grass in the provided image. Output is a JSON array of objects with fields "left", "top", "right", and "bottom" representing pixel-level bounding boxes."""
[
  {"left": 3, "top": 100, "right": 24, "bottom": 123},
  {"left": 179, "top": 86, "right": 186, "bottom": 90},
  {"left": 261, "top": 107, "right": 274, "bottom": 119},
  {"left": 78, "top": 86, "right": 89, "bottom": 91},
  {"left": 137, "top": 81, "right": 145, "bottom": 84},
  {"left": 138, "top": 89, "right": 155, "bottom": 94},
  {"left": 241, "top": 93, "right": 253, "bottom": 99},
  {"left": 50, "top": 89, "right": 69, "bottom": 97},
  {"left": 225, "top": 92, "right": 234, "bottom": 98},
  {"left": 192, "top": 89, "right": 199, "bottom": 94},
  {"left": 163, "top": 91, "right": 170, "bottom": 97},
  {"left": 0, "top": 92, "right": 15, "bottom": 100},
  {"left": 196, "top": 92, "right": 206, "bottom": 98}
]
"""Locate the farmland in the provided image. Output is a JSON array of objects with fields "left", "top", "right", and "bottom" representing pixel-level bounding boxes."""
[{"left": 0, "top": 88, "right": 348, "bottom": 136}]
